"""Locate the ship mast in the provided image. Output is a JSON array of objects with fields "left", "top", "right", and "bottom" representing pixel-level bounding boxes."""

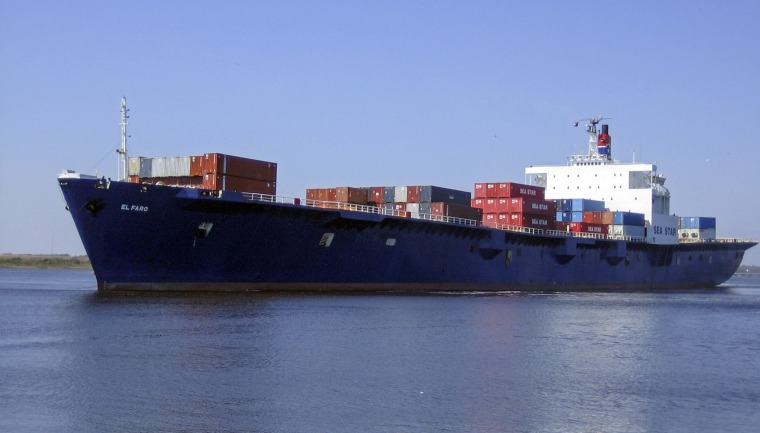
[{"left": 117, "top": 96, "right": 129, "bottom": 180}]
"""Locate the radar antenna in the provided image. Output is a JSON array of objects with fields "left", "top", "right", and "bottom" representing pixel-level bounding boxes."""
[{"left": 574, "top": 116, "right": 612, "bottom": 159}]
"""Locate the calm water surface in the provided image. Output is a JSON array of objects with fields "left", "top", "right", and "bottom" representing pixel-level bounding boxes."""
[{"left": 1, "top": 268, "right": 759, "bottom": 433}]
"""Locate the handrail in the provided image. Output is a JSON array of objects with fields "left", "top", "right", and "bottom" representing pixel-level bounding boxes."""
[{"left": 237, "top": 192, "right": 756, "bottom": 245}]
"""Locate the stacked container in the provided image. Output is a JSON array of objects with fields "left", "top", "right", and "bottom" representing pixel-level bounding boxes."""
[
  {"left": 199, "top": 153, "right": 277, "bottom": 194},
  {"left": 306, "top": 184, "right": 478, "bottom": 220},
  {"left": 129, "top": 153, "right": 277, "bottom": 194},
  {"left": 678, "top": 216, "right": 717, "bottom": 240},
  {"left": 472, "top": 181, "right": 555, "bottom": 230}
]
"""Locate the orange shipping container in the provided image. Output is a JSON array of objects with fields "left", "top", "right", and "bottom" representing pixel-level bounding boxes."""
[
  {"left": 201, "top": 153, "right": 277, "bottom": 181},
  {"left": 335, "top": 187, "right": 368, "bottom": 204}
]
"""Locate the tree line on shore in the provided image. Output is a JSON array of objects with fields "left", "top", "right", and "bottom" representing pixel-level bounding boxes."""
[{"left": 0, "top": 254, "right": 91, "bottom": 269}]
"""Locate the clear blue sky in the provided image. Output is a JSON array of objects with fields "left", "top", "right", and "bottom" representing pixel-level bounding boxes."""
[{"left": 2, "top": 1, "right": 759, "bottom": 264}]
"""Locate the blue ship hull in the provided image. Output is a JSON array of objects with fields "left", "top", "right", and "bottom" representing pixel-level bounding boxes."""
[{"left": 59, "top": 177, "right": 755, "bottom": 292}]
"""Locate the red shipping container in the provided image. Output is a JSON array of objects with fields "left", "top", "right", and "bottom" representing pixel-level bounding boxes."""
[
  {"left": 430, "top": 202, "right": 482, "bottom": 220},
  {"left": 474, "top": 183, "right": 488, "bottom": 198},
  {"left": 486, "top": 183, "right": 499, "bottom": 198},
  {"left": 202, "top": 174, "right": 276, "bottom": 194},
  {"left": 202, "top": 153, "right": 277, "bottom": 181},
  {"left": 495, "top": 198, "right": 511, "bottom": 213},
  {"left": 306, "top": 189, "right": 319, "bottom": 201},
  {"left": 508, "top": 198, "right": 556, "bottom": 215},
  {"left": 497, "top": 182, "right": 545, "bottom": 199},
  {"left": 482, "top": 213, "right": 506, "bottom": 227},
  {"left": 317, "top": 188, "right": 337, "bottom": 202},
  {"left": 407, "top": 186, "right": 421, "bottom": 203},
  {"left": 484, "top": 198, "right": 498, "bottom": 213},
  {"left": 336, "top": 187, "right": 368, "bottom": 204},
  {"left": 471, "top": 198, "right": 486, "bottom": 210},
  {"left": 190, "top": 156, "right": 204, "bottom": 176},
  {"left": 368, "top": 186, "right": 385, "bottom": 204},
  {"left": 504, "top": 213, "right": 554, "bottom": 230},
  {"left": 568, "top": 222, "right": 608, "bottom": 235}
]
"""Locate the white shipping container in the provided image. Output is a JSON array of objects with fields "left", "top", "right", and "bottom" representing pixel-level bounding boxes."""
[
  {"left": 128, "top": 157, "right": 143, "bottom": 176},
  {"left": 394, "top": 186, "right": 408, "bottom": 203},
  {"left": 139, "top": 157, "right": 153, "bottom": 178},
  {"left": 678, "top": 228, "right": 716, "bottom": 240},
  {"left": 608, "top": 225, "right": 646, "bottom": 238},
  {"left": 150, "top": 157, "right": 191, "bottom": 177}
]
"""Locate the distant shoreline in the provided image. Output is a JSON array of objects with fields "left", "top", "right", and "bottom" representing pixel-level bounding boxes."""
[{"left": 0, "top": 254, "right": 91, "bottom": 270}]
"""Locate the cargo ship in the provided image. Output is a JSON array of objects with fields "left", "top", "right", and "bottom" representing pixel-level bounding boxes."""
[{"left": 58, "top": 99, "right": 756, "bottom": 292}]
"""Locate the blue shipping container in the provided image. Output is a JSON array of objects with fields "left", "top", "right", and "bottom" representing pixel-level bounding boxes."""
[
  {"left": 571, "top": 199, "right": 605, "bottom": 211},
  {"left": 383, "top": 187, "right": 395, "bottom": 203},
  {"left": 681, "top": 216, "right": 716, "bottom": 229},
  {"left": 613, "top": 211, "right": 646, "bottom": 226}
]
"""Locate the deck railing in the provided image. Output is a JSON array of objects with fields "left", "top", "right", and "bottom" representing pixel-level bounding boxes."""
[{"left": 238, "top": 192, "right": 755, "bottom": 245}]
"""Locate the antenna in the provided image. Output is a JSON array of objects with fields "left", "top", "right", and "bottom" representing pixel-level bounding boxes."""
[{"left": 117, "top": 96, "right": 129, "bottom": 180}]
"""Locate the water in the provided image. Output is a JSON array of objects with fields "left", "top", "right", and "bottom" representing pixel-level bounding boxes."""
[{"left": 2, "top": 269, "right": 760, "bottom": 433}]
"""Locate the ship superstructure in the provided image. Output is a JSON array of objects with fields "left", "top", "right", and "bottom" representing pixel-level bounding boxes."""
[{"left": 526, "top": 117, "right": 676, "bottom": 244}]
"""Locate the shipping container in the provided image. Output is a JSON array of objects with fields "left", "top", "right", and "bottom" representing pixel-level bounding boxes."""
[
  {"left": 557, "top": 199, "right": 573, "bottom": 212},
  {"left": 318, "top": 188, "right": 337, "bottom": 202},
  {"left": 190, "top": 155, "right": 204, "bottom": 176},
  {"left": 470, "top": 198, "right": 486, "bottom": 210},
  {"left": 556, "top": 211, "right": 573, "bottom": 222},
  {"left": 484, "top": 198, "right": 498, "bottom": 214},
  {"left": 613, "top": 211, "right": 645, "bottom": 226},
  {"left": 419, "top": 202, "right": 431, "bottom": 215},
  {"left": 609, "top": 225, "right": 646, "bottom": 238},
  {"left": 430, "top": 202, "right": 482, "bottom": 221},
  {"left": 679, "top": 216, "right": 717, "bottom": 230},
  {"left": 473, "top": 183, "right": 488, "bottom": 199},
  {"left": 407, "top": 186, "right": 420, "bottom": 203},
  {"left": 149, "top": 157, "right": 192, "bottom": 177},
  {"left": 368, "top": 187, "right": 385, "bottom": 204},
  {"left": 202, "top": 174, "right": 276, "bottom": 194},
  {"left": 570, "top": 198, "right": 605, "bottom": 211},
  {"left": 508, "top": 198, "right": 556, "bottom": 215},
  {"left": 383, "top": 187, "right": 395, "bottom": 203},
  {"left": 571, "top": 211, "right": 584, "bottom": 222},
  {"left": 503, "top": 213, "right": 554, "bottom": 230},
  {"left": 419, "top": 186, "right": 471, "bottom": 206},
  {"left": 394, "top": 186, "right": 407, "bottom": 203},
  {"left": 495, "top": 198, "right": 511, "bottom": 213},
  {"left": 306, "top": 189, "right": 319, "bottom": 201},
  {"left": 137, "top": 176, "right": 202, "bottom": 188},
  {"left": 202, "top": 153, "right": 277, "bottom": 181},
  {"left": 128, "top": 157, "right": 143, "bottom": 176},
  {"left": 568, "top": 222, "right": 608, "bottom": 235},
  {"left": 497, "top": 182, "right": 545, "bottom": 200},
  {"left": 678, "top": 228, "right": 717, "bottom": 240},
  {"left": 486, "top": 183, "right": 499, "bottom": 198},
  {"left": 582, "top": 211, "right": 606, "bottom": 224},
  {"left": 335, "top": 187, "right": 368, "bottom": 204}
]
